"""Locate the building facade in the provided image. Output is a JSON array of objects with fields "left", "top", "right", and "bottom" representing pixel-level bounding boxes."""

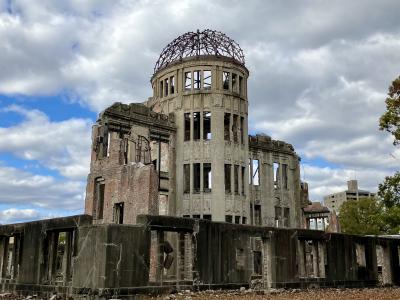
[
  {"left": 85, "top": 29, "right": 306, "bottom": 228},
  {"left": 324, "top": 180, "right": 376, "bottom": 213}
]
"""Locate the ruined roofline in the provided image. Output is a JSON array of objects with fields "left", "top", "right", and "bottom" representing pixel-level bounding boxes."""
[
  {"left": 98, "top": 102, "right": 176, "bottom": 134},
  {"left": 249, "top": 134, "right": 298, "bottom": 156},
  {"left": 153, "top": 29, "right": 246, "bottom": 75}
]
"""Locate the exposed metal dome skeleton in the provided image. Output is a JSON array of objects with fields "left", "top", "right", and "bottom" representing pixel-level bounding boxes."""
[{"left": 154, "top": 29, "right": 245, "bottom": 74}]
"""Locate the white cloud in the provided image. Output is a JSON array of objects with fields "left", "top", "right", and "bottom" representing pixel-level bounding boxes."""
[
  {"left": 0, "top": 164, "right": 84, "bottom": 212},
  {"left": 0, "top": 0, "right": 399, "bottom": 204},
  {"left": 0, "top": 105, "right": 91, "bottom": 179}
]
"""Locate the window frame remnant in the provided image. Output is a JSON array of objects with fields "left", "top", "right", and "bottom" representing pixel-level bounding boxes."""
[
  {"left": 184, "top": 113, "right": 191, "bottom": 141},
  {"left": 224, "top": 164, "right": 231, "bottom": 193},
  {"left": 194, "top": 70, "right": 201, "bottom": 90},
  {"left": 252, "top": 159, "right": 260, "bottom": 186},
  {"left": 160, "top": 80, "right": 164, "bottom": 97},
  {"left": 193, "top": 163, "right": 201, "bottom": 193},
  {"left": 185, "top": 71, "right": 192, "bottom": 91},
  {"left": 225, "top": 215, "right": 233, "bottom": 223},
  {"left": 203, "top": 111, "right": 211, "bottom": 140},
  {"left": 203, "top": 70, "right": 212, "bottom": 89},
  {"left": 183, "top": 164, "right": 190, "bottom": 193},
  {"left": 203, "top": 163, "right": 212, "bottom": 192}
]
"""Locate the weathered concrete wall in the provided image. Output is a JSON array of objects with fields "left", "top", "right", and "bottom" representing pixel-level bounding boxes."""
[
  {"left": 1, "top": 215, "right": 399, "bottom": 299},
  {"left": 85, "top": 102, "right": 176, "bottom": 224},
  {"left": 72, "top": 224, "right": 150, "bottom": 291}
]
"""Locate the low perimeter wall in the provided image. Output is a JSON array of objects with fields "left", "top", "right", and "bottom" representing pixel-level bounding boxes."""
[{"left": 0, "top": 214, "right": 399, "bottom": 298}]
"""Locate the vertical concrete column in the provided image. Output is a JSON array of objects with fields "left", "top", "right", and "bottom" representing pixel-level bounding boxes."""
[
  {"left": 262, "top": 238, "right": 273, "bottom": 289},
  {"left": 297, "top": 239, "right": 306, "bottom": 277},
  {"left": 63, "top": 232, "right": 73, "bottom": 285},
  {"left": 184, "top": 233, "right": 193, "bottom": 280},
  {"left": 382, "top": 245, "right": 393, "bottom": 285},
  {"left": 156, "top": 231, "right": 165, "bottom": 284},
  {"left": 311, "top": 242, "right": 319, "bottom": 277},
  {"left": 317, "top": 241, "right": 326, "bottom": 278}
]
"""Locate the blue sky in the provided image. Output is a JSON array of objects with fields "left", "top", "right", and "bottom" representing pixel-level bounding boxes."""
[{"left": 0, "top": 0, "right": 399, "bottom": 223}]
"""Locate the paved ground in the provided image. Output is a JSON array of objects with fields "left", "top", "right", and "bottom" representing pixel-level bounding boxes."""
[
  {"left": 149, "top": 287, "right": 400, "bottom": 300},
  {"left": 1, "top": 288, "right": 400, "bottom": 299}
]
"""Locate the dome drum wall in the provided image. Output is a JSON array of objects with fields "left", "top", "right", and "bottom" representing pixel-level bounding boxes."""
[{"left": 150, "top": 57, "right": 249, "bottom": 223}]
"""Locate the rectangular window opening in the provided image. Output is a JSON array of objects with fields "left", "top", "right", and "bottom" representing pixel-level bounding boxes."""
[
  {"left": 234, "top": 165, "right": 239, "bottom": 194},
  {"left": 113, "top": 202, "right": 124, "bottom": 224},
  {"left": 224, "top": 164, "right": 231, "bottom": 193},
  {"left": 203, "top": 163, "right": 212, "bottom": 192},
  {"left": 223, "top": 71, "right": 230, "bottom": 90},
  {"left": 225, "top": 215, "right": 232, "bottom": 223},
  {"left": 235, "top": 216, "right": 240, "bottom": 224},
  {"left": 183, "top": 164, "right": 190, "bottom": 193},
  {"left": 282, "top": 164, "right": 288, "bottom": 189},
  {"left": 185, "top": 71, "right": 192, "bottom": 91},
  {"left": 240, "top": 117, "right": 244, "bottom": 144},
  {"left": 241, "top": 166, "right": 245, "bottom": 195},
  {"left": 184, "top": 113, "right": 191, "bottom": 141},
  {"left": 193, "top": 163, "right": 201, "bottom": 193},
  {"left": 224, "top": 113, "right": 231, "bottom": 141},
  {"left": 275, "top": 206, "right": 281, "bottom": 227},
  {"left": 252, "top": 159, "right": 260, "bottom": 186},
  {"left": 242, "top": 217, "right": 247, "bottom": 224},
  {"left": 164, "top": 78, "right": 169, "bottom": 96},
  {"left": 193, "top": 112, "right": 201, "bottom": 140},
  {"left": 273, "top": 162, "right": 279, "bottom": 189},
  {"left": 284, "top": 207, "right": 290, "bottom": 227},
  {"left": 203, "top": 112, "right": 211, "bottom": 140},
  {"left": 239, "top": 76, "right": 243, "bottom": 95},
  {"left": 233, "top": 115, "right": 238, "bottom": 143},
  {"left": 160, "top": 80, "right": 164, "bottom": 97},
  {"left": 170, "top": 76, "right": 175, "bottom": 94},
  {"left": 232, "top": 73, "right": 238, "bottom": 92},
  {"left": 203, "top": 214, "right": 212, "bottom": 220},
  {"left": 203, "top": 70, "right": 211, "bottom": 89},
  {"left": 194, "top": 70, "right": 201, "bottom": 90},
  {"left": 255, "top": 205, "right": 261, "bottom": 226},
  {"left": 94, "top": 178, "right": 105, "bottom": 219}
]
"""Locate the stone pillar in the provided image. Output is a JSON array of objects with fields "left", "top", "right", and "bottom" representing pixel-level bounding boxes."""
[
  {"left": 297, "top": 239, "right": 306, "bottom": 277},
  {"left": 317, "top": 241, "right": 325, "bottom": 278},
  {"left": 311, "top": 242, "right": 319, "bottom": 277},
  {"left": 382, "top": 245, "right": 393, "bottom": 285}
]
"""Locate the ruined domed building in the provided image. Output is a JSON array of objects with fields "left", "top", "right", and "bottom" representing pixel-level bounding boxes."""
[
  {"left": 85, "top": 29, "right": 307, "bottom": 227},
  {"left": 0, "top": 30, "right": 399, "bottom": 299}
]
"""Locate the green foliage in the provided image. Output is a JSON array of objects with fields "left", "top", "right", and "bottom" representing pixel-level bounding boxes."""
[
  {"left": 378, "top": 171, "right": 400, "bottom": 208},
  {"left": 339, "top": 197, "right": 385, "bottom": 235},
  {"left": 379, "top": 76, "right": 400, "bottom": 145}
]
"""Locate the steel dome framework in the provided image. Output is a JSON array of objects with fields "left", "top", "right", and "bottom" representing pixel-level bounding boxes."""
[{"left": 154, "top": 29, "right": 245, "bottom": 74}]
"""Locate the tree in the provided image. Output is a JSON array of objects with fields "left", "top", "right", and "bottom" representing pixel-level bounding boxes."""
[
  {"left": 378, "top": 172, "right": 400, "bottom": 208},
  {"left": 379, "top": 76, "right": 400, "bottom": 145},
  {"left": 339, "top": 197, "right": 385, "bottom": 235}
]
